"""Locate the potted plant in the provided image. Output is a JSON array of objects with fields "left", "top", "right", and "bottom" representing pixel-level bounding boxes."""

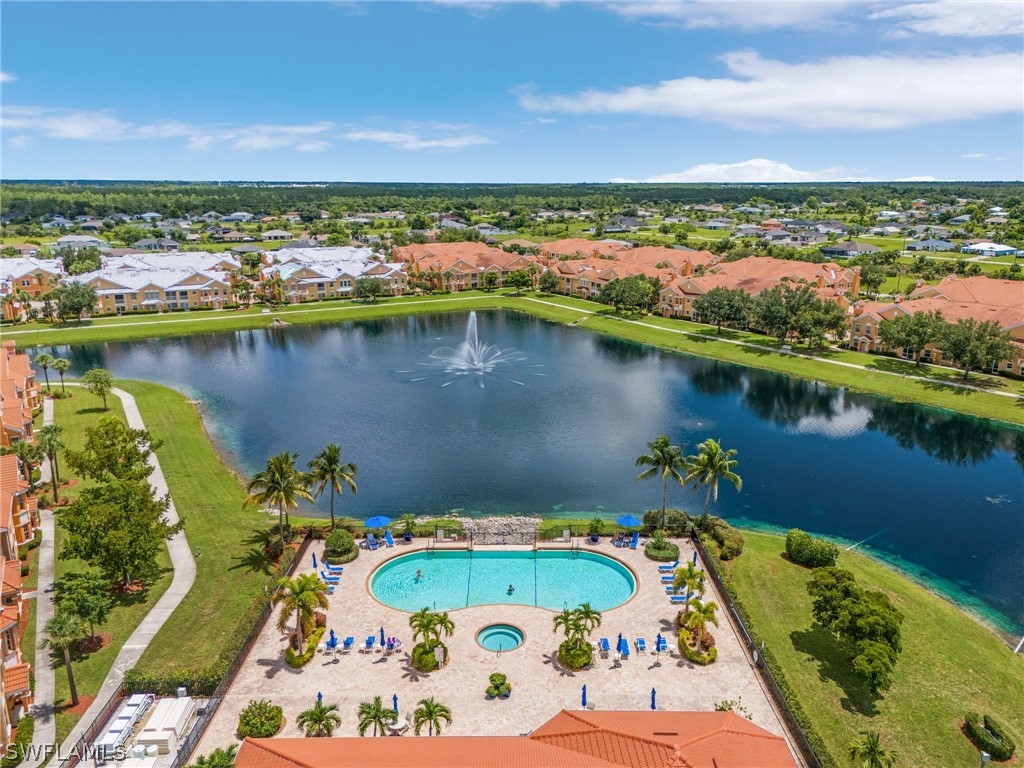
[
  {"left": 486, "top": 672, "right": 511, "bottom": 699},
  {"left": 588, "top": 517, "right": 604, "bottom": 544},
  {"left": 400, "top": 513, "right": 416, "bottom": 543}
]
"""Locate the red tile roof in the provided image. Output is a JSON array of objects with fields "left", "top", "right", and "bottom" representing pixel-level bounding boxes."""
[{"left": 2, "top": 662, "right": 30, "bottom": 694}]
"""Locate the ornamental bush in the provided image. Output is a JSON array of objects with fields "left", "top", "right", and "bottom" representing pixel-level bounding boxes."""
[
  {"left": 324, "top": 529, "right": 357, "bottom": 563},
  {"left": 965, "top": 713, "right": 1016, "bottom": 761},
  {"left": 645, "top": 530, "right": 680, "bottom": 562},
  {"left": 785, "top": 529, "right": 839, "bottom": 568},
  {"left": 679, "top": 641, "right": 718, "bottom": 665},
  {"left": 719, "top": 529, "right": 745, "bottom": 560},
  {"left": 237, "top": 699, "right": 283, "bottom": 739},
  {"left": 285, "top": 627, "right": 325, "bottom": 669},
  {"left": 411, "top": 641, "right": 447, "bottom": 672},
  {"left": 558, "top": 640, "right": 593, "bottom": 670},
  {"left": 1, "top": 714, "right": 33, "bottom": 768}
]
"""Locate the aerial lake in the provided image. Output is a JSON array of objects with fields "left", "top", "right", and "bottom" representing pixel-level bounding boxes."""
[{"left": 46, "top": 310, "right": 1024, "bottom": 633}]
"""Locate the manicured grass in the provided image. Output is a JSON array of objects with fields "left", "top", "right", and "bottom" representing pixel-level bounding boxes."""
[
  {"left": 126, "top": 381, "right": 277, "bottom": 676},
  {"left": 12, "top": 290, "right": 1024, "bottom": 425},
  {"left": 50, "top": 391, "right": 173, "bottom": 743},
  {"left": 722, "top": 530, "right": 1024, "bottom": 768}
]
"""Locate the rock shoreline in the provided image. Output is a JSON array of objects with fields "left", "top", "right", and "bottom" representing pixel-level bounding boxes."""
[{"left": 414, "top": 514, "right": 542, "bottom": 535}]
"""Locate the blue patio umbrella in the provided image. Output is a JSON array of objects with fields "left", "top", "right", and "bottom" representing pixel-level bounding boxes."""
[
  {"left": 328, "top": 629, "right": 336, "bottom": 648},
  {"left": 656, "top": 633, "right": 664, "bottom": 651},
  {"left": 380, "top": 627, "right": 386, "bottom": 646},
  {"left": 616, "top": 514, "right": 643, "bottom": 528},
  {"left": 581, "top": 685, "right": 587, "bottom": 708},
  {"left": 312, "top": 552, "right": 318, "bottom": 570},
  {"left": 693, "top": 551, "right": 698, "bottom": 566},
  {"left": 317, "top": 691, "right": 323, "bottom": 703},
  {"left": 651, "top": 687, "right": 657, "bottom": 710},
  {"left": 365, "top": 516, "right": 392, "bottom": 529},
  {"left": 393, "top": 694, "right": 399, "bottom": 713}
]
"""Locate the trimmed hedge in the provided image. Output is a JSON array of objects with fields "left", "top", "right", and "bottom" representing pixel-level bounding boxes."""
[
  {"left": 558, "top": 640, "right": 593, "bottom": 670},
  {"left": 285, "top": 627, "right": 325, "bottom": 669},
  {"left": 785, "top": 529, "right": 839, "bottom": 568},
  {"left": 411, "top": 641, "right": 448, "bottom": 672},
  {"left": 324, "top": 529, "right": 357, "bottom": 563},
  {"left": 2, "top": 715, "right": 34, "bottom": 768},
  {"left": 965, "top": 712, "right": 1016, "bottom": 761},
  {"left": 645, "top": 539, "right": 680, "bottom": 562},
  {"left": 679, "top": 642, "right": 718, "bottom": 665},
  {"left": 237, "top": 699, "right": 283, "bottom": 739}
]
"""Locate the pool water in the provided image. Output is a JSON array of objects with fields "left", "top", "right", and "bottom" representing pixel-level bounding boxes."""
[
  {"left": 370, "top": 550, "right": 636, "bottom": 612},
  {"left": 477, "top": 624, "right": 524, "bottom": 651}
]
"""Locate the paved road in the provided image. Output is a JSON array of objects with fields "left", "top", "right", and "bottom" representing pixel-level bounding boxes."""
[{"left": 49, "top": 387, "right": 196, "bottom": 766}]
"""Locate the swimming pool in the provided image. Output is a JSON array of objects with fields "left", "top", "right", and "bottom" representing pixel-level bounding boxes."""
[{"left": 370, "top": 550, "right": 636, "bottom": 612}]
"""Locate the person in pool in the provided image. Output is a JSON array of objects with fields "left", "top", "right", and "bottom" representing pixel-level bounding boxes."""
[
  {"left": 507, "top": 584, "right": 515, "bottom": 594},
  {"left": 416, "top": 569, "right": 423, "bottom": 580}
]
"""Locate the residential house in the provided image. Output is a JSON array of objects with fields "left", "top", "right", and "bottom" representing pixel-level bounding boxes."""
[
  {"left": 234, "top": 709, "right": 797, "bottom": 768},
  {"left": 222, "top": 212, "right": 254, "bottom": 223},
  {"left": 0, "top": 554, "right": 31, "bottom": 744},
  {"left": 439, "top": 218, "right": 468, "bottom": 230},
  {"left": 39, "top": 217, "right": 72, "bottom": 230},
  {"left": 663, "top": 215, "right": 688, "bottom": 224},
  {"left": 261, "top": 229, "right": 294, "bottom": 242},
  {"left": 139, "top": 212, "right": 162, "bottom": 222},
  {"left": 393, "top": 242, "right": 534, "bottom": 291},
  {"left": 703, "top": 218, "right": 735, "bottom": 230},
  {"left": 0, "top": 257, "right": 63, "bottom": 298},
  {"left": 200, "top": 211, "right": 223, "bottom": 222},
  {"left": 77, "top": 220, "right": 106, "bottom": 232},
  {"left": 948, "top": 214, "right": 972, "bottom": 225},
  {"left": 3, "top": 245, "right": 40, "bottom": 257},
  {"left": 819, "top": 242, "right": 881, "bottom": 259},
  {"left": 131, "top": 238, "right": 180, "bottom": 252},
  {"left": 264, "top": 247, "right": 407, "bottom": 301},
  {"left": 868, "top": 226, "right": 902, "bottom": 237},
  {"left": 0, "top": 342, "right": 39, "bottom": 450},
  {"left": 54, "top": 235, "right": 109, "bottom": 252},
  {"left": 217, "top": 231, "right": 251, "bottom": 243},
  {"left": 537, "top": 239, "right": 631, "bottom": 262},
  {"left": 961, "top": 242, "right": 1018, "bottom": 257},
  {"left": 875, "top": 210, "right": 902, "bottom": 220},
  {"left": 906, "top": 239, "right": 955, "bottom": 252},
  {"left": 849, "top": 275, "right": 1024, "bottom": 374}
]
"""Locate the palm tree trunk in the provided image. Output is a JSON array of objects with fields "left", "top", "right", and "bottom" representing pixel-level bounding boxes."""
[
  {"left": 42, "top": 369, "right": 50, "bottom": 390},
  {"left": 59, "top": 373, "right": 66, "bottom": 394},
  {"left": 64, "top": 647, "right": 79, "bottom": 706},
  {"left": 661, "top": 475, "right": 668, "bottom": 529},
  {"left": 329, "top": 485, "right": 335, "bottom": 528},
  {"left": 278, "top": 502, "right": 285, "bottom": 552},
  {"left": 703, "top": 484, "right": 713, "bottom": 515},
  {"left": 296, "top": 609, "right": 304, "bottom": 651},
  {"left": 53, "top": 453, "right": 61, "bottom": 485},
  {"left": 49, "top": 456, "right": 59, "bottom": 502},
  {"left": 429, "top": 723, "right": 433, "bottom": 737},
  {"left": 696, "top": 628, "right": 704, "bottom": 653}
]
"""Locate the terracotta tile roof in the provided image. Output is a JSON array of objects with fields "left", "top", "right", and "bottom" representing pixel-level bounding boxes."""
[
  {"left": 913, "top": 275, "right": 1024, "bottom": 308},
  {"left": 1, "top": 558, "right": 23, "bottom": 593},
  {"left": 540, "top": 239, "right": 631, "bottom": 258},
  {"left": 236, "top": 736, "right": 622, "bottom": 768},
  {"left": 0, "top": 454, "right": 26, "bottom": 529},
  {"left": 2, "top": 662, "right": 30, "bottom": 694},
  {"left": 0, "top": 604, "right": 20, "bottom": 631}
]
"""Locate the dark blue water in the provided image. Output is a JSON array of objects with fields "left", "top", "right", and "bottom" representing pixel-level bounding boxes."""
[{"left": 45, "top": 311, "right": 1024, "bottom": 633}]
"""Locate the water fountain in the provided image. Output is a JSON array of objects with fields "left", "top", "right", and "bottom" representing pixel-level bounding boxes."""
[{"left": 404, "top": 311, "right": 542, "bottom": 388}]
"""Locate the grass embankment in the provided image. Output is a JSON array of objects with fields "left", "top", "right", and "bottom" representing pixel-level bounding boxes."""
[
  {"left": 50, "top": 391, "right": 173, "bottom": 743},
  {"left": 125, "top": 381, "right": 276, "bottom": 677},
  {"left": 10, "top": 290, "right": 1023, "bottom": 425},
  {"left": 723, "top": 530, "right": 1024, "bottom": 768}
]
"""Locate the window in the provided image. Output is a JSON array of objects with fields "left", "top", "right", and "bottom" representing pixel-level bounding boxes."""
[
  {"left": 854, "top": 323, "right": 861, "bottom": 333},
  {"left": 865, "top": 323, "right": 872, "bottom": 335}
]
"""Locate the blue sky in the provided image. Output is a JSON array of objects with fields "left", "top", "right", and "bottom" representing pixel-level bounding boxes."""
[{"left": 1, "top": 1, "right": 1022, "bottom": 182}]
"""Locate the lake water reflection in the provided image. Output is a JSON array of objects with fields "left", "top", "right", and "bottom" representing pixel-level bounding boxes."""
[{"left": 49, "top": 311, "right": 1024, "bottom": 632}]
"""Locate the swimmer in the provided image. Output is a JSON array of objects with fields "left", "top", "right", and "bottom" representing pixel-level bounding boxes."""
[
  {"left": 507, "top": 584, "right": 515, "bottom": 594},
  {"left": 416, "top": 569, "right": 423, "bottom": 580}
]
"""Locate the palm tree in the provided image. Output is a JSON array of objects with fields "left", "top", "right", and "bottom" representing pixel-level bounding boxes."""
[
  {"left": 273, "top": 574, "right": 329, "bottom": 651},
  {"left": 244, "top": 452, "right": 313, "bottom": 554},
  {"left": 3, "top": 441, "right": 43, "bottom": 484},
  {"left": 52, "top": 358, "right": 71, "bottom": 394},
  {"left": 189, "top": 744, "right": 238, "bottom": 768},
  {"left": 412, "top": 697, "right": 452, "bottom": 736},
  {"left": 35, "top": 353, "right": 55, "bottom": 391},
  {"left": 36, "top": 423, "right": 64, "bottom": 502},
  {"left": 635, "top": 435, "right": 687, "bottom": 529},
  {"left": 409, "top": 607, "right": 436, "bottom": 644},
  {"left": 685, "top": 438, "right": 742, "bottom": 520},
  {"left": 672, "top": 562, "right": 705, "bottom": 614},
  {"left": 297, "top": 699, "right": 342, "bottom": 737},
  {"left": 308, "top": 444, "right": 357, "bottom": 528},
  {"left": 357, "top": 696, "right": 397, "bottom": 737},
  {"left": 685, "top": 598, "right": 720, "bottom": 653},
  {"left": 575, "top": 603, "right": 602, "bottom": 635},
  {"left": 433, "top": 611, "right": 455, "bottom": 643},
  {"left": 848, "top": 730, "right": 897, "bottom": 768},
  {"left": 552, "top": 608, "right": 584, "bottom": 649},
  {"left": 42, "top": 609, "right": 86, "bottom": 706}
]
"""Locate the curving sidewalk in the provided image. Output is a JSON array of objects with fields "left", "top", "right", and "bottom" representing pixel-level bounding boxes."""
[{"left": 32, "top": 387, "right": 196, "bottom": 767}]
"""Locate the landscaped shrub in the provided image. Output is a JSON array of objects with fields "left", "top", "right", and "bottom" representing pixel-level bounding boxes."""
[
  {"left": 785, "top": 529, "right": 839, "bottom": 568},
  {"left": 411, "top": 641, "right": 447, "bottom": 672},
  {"left": 965, "top": 712, "right": 1017, "bottom": 761},
  {"left": 642, "top": 509, "right": 690, "bottom": 536},
  {"left": 324, "top": 529, "right": 357, "bottom": 564},
  {"left": 1, "top": 715, "right": 34, "bottom": 768},
  {"left": 645, "top": 531, "right": 680, "bottom": 562},
  {"left": 17, "top": 530, "right": 42, "bottom": 561},
  {"left": 237, "top": 699, "right": 283, "bottom": 739},
  {"left": 486, "top": 672, "right": 511, "bottom": 698},
  {"left": 558, "top": 640, "right": 593, "bottom": 670},
  {"left": 679, "top": 641, "right": 718, "bottom": 665},
  {"left": 719, "top": 529, "right": 745, "bottom": 560},
  {"left": 285, "top": 627, "right": 325, "bottom": 668}
]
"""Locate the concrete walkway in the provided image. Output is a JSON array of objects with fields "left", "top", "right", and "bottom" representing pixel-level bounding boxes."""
[
  {"left": 24, "top": 399, "right": 56, "bottom": 768},
  {"left": 522, "top": 296, "right": 1024, "bottom": 401},
  {"left": 52, "top": 387, "right": 197, "bottom": 765}
]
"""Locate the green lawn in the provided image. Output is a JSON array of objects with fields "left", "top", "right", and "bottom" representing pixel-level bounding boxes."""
[
  {"left": 126, "top": 381, "right": 277, "bottom": 677},
  {"left": 50, "top": 391, "right": 173, "bottom": 743},
  {"left": 722, "top": 531, "right": 1024, "bottom": 768}
]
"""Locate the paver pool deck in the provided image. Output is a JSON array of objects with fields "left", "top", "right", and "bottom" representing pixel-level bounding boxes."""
[{"left": 197, "top": 538, "right": 788, "bottom": 753}]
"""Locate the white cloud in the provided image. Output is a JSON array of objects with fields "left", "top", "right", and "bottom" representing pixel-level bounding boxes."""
[
  {"left": 961, "top": 153, "right": 989, "bottom": 159},
  {"left": 0, "top": 106, "right": 334, "bottom": 152},
  {"left": 0, "top": 72, "right": 15, "bottom": 84},
  {"left": 7, "top": 135, "right": 31, "bottom": 150},
  {"left": 536, "top": 117, "right": 558, "bottom": 124},
  {"left": 611, "top": 158, "right": 861, "bottom": 183},
  {"left": 342, "top": 128, "right": 493, "bottom": 150},
  {"left": 869, "top": 1, "right": 1023, "bottom": 37},
  {"left": 606, "top": 1, "right": 858, "bottom": 30},
  {"left": 519, "top": 50, "right": 1023, "bottom": 130}
]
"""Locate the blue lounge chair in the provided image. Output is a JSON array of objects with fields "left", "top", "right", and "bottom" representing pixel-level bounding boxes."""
[
  {"left": 617, "top": 638, "right": 630, "bottom": 659},
  {"left": 629, "top": 532, "right": 639, "bottom": 550},
  {"left": 363, "top": 636, "right": 376, "bottom": 653},
  {"left": 598, "top": 638, "right": 611, "bottom": 657},
  {"left": 655, "top": 637, "right": 669, "bottom": 654},
  {"left": 657, "top": 560, "right": 679, "bottom": 572},
  {"left": 669, "top": 593, "right": 693, "bottom": 604},
  {"left": 635, "top": 638, "right": 647, "bottom": 655},
  {"left": 661, "top": 575, "right": 676, "bottom": 583},
  {"left": 384, "top": 530, "right": 396, "bottom": 548},
  {"left": 366, "top": 533, "right": 380, "bottom": 551},
  {"left": 320, "top": 570, "right": 340, "bottom": 582},
  {"left": 323, "top": 561, "right": 345, "bottom": 573},
  {"left": 342, "top": 637, "right": 355, "bottom": 654}
]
